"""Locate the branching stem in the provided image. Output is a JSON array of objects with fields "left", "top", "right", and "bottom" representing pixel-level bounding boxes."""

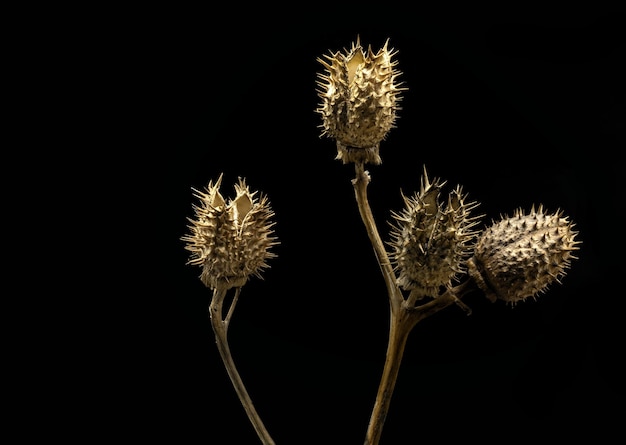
[
  {"left": 353, "top": 162, "right": 476, "bottom": 445},
  {"left": 209, "top": 288, "right": 275, "bottom": 445}
]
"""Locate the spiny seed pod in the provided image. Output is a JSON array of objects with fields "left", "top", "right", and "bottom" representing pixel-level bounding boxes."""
[
  {"left": 388, "top": 168, "right": 481, "bottom": 298},
  {"left": 316, "top": 36, "right": 405, "bottom": 165},
  {"left": 467, "top": 205, "right": 580, "bottom": 305},
  {"left": 182, "top": 174, "right": 278, "bottom": 291}
]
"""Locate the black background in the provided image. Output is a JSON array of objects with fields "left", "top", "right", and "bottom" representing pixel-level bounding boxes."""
[{"left": 151, "top": 9, "right": 624, "bottom": 444}]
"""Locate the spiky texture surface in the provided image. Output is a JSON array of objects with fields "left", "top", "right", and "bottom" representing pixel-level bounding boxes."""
[
  {"left": 316, "top": 37, "right": 404, "bottom": 165},
  {"left": 182, "top": 174, "right": 278, "bottom": 290},
  {"left": 388, "top": 169, "right": 481, "bottom": 298},
  {"left": 468, "top": 205, "right": 580, "bottom": 305}
]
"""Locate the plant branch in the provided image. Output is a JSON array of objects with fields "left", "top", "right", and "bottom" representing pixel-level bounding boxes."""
[
  {"left": 353, "top": 163, "right": 479, "bottom": 445},
  {"left": 363, "top": 281, "right": 475, "bottom": 445},
  {"left": 363, "top": 309, "right": 413, "bottom": 445},
  {"left": 404, "top": 279, "right": 478, "bottom": 321},
  {"left": 352, "top": 162, "right": 403, "bottom": 311},
  {"left": 209, "top": 288, "right": 275, "bottom": 445},
  {"left": 224, "top": 286, "right": 241, "bottom": 328}
]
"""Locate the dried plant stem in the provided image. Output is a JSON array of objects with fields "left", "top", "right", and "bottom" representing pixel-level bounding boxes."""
[
  {"left": 353, "top": 162, "right": 475, "bottom": 445},
  {"left": 209, "top": 288, "right": 275, "bottom": 445},
  {"left": 363, "top": 308, "right": 413, "bottom": 445},
  {"left": 352, "top": 163, "right": 403, "bottom": 311},
  {"left": 363, "top": 286, "right": 474, "bottom": 445}
]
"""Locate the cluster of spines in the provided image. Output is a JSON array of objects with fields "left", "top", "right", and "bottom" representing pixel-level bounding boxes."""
[
  {"left": 316, "top": 37, "right": 405, "bottom": 164},
  {"left": 182, "top": 174, "right": 278, "bottom": 290},
  {"left": 467, "top": 205, "right": 580, "bottom": 305},
  {"left": 388, "top": 168, "right": 481, "bottom": 298}
]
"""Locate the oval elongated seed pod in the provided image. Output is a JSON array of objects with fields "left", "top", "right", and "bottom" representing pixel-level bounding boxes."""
[
  {"left": 182, "top": 174, "right": 279, "bottom": 291},
  {"left": 467, "top": 205, "right": 580, "bottom": 305},
  {"left": 388, "top": 167, "right": 481, "bottom": 298},
  {"left": 316, "top": 36, "right": 405, "bottom": 165}
]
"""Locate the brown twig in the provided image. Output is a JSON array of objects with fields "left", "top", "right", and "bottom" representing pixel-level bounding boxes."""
[{"left": 209, "top": 288, "right": 276, "bottom": 445}]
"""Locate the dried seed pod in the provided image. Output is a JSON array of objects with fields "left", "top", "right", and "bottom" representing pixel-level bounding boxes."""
[
  {"left": 388, "top": 168, "right": 481, "bottom": 298},
  {"left": 467, "top": 205, "right": 580, "bottom": 305},
  {"left": 182, "top": 174, "right": 278, "bottom": 291},
  {"left": 316, "top": 36, "right": 405, "bottom": 165}
]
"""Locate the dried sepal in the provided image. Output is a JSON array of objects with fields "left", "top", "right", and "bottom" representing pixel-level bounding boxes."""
[
  {"left": 182, "top": 174, "right": 279, "bottom": 290},
  {"left": 467, "top": 205, "right": 580, "bottom": 305}
]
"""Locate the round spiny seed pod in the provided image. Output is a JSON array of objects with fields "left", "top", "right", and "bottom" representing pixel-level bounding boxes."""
[
  {"left": 316, "top": 36, "right": 405, "bottom": 165},
  {"left": 182, "top": 174, "right": 278, "bottom": 291},
  {"left": 388, "top": 168, "right": 481, "bottom": 298},
  {"left": 467, "top": 205, "right": 580, "bottom": 305}
]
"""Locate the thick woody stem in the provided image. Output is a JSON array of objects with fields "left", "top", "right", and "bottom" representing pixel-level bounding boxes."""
[
  {"left": 363, "top": 284, "right": 475, "bottom": 445},
  {"left": 363, "top": 310, "right": 414, "bottom": 445},
  {"left": 209, "top": 288, "right": 275, "bottom": 445}
]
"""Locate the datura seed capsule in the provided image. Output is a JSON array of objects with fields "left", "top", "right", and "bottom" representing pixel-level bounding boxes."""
[
  {"left": 182, "top": 174, "right": 278, "bottom": 291},
  {"left": 388, "top": 168, "right": 481, "bottom": 299},
  {"left": 316, "top": 36, "right": 405, "bottom": 165},
  {"left": 467, "top": 205, "right": 580, "bottom": 305}
]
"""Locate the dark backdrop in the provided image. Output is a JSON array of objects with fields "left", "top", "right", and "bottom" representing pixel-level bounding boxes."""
[{"left": 152, "top": 10, "right": 624, "bottom": 444}]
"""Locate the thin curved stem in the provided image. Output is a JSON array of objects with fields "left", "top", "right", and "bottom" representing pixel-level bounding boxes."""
[
  {"left": 404, "top": 279, "right": 478, "bottom": 321},
  {"left": 209, "top": 288, "right": 275, "bottom": 445},
  {"left": 352, "top": 162, "right": 403, "bottom": 311},
  {"left": 224, "top": 287, "right": 241, "bottom": 328}
]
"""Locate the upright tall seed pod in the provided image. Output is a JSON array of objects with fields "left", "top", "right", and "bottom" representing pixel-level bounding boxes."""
[
  {"left": 388, "top": 168, "right": 482, "bottom": 299},
  {"left": 182, "top": 174, "right": 279, "bottom": 291},
  {"left": 316, "top": 36, "right": 405, "bottom": 165}
]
